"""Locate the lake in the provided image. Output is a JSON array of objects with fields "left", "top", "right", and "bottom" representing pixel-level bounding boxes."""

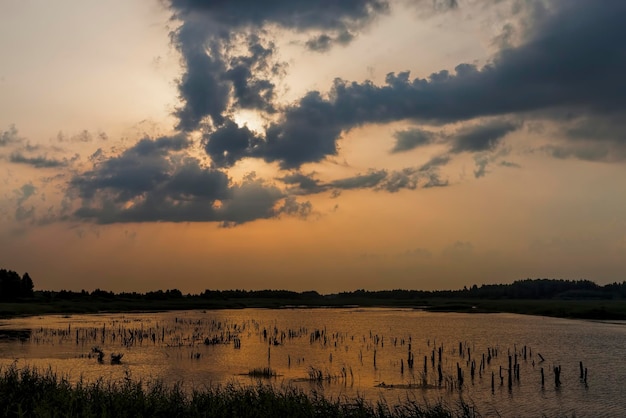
[{"left": 1, "top": 308, "right": 624, "bottom": 417}]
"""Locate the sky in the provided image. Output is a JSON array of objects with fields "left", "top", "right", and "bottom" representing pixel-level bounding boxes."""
[{"left": 1, "top": 0, "right": 625, "bottom": 293}]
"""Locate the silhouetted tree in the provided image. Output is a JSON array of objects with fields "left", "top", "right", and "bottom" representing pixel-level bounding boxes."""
[
  {"left": 0, "top": 269, "right": 22, "bottom": 301},
  {"left": 21, "top": 272, "right": 34, "bottom": 297}
]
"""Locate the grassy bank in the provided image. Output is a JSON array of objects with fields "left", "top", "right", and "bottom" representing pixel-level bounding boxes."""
[
  {"left": 0, "top": 366, "right": 476, "bottom": 418},
  {"left": 2, "top": 297, "right": 626, "bottom": 321},
  {"left": 422, "top": 298, "right": 626, "bottom": 320}
]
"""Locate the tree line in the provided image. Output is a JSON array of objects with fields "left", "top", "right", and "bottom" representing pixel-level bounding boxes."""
[{"left": 1, "top": 267, "right": 625, "bottom": 303}]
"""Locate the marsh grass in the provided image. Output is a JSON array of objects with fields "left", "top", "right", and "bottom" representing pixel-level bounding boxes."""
[{"left": 0, "top": 365, "right": 478, "bottom": 418}]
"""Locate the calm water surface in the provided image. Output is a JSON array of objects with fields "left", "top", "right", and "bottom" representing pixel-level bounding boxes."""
[{"left": 1, "top": 308, "right": 624, "bottom": 417}]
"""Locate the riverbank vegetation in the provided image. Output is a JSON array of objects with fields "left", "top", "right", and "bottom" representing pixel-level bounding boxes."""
[
  {"left": 1, "top": 267, "right": 625, "bottom": 320},
  {"left": 0, "top": 365, "right": 476, "bottom": 418}
]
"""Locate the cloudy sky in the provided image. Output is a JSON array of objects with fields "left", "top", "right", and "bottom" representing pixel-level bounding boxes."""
[{"left": 1, "top": 0, "right": 625, "bottom": 293}]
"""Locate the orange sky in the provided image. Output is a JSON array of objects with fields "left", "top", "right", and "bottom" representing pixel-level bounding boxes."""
[{"left": 1, "top": 0, "right": 625, "bottom": 293}]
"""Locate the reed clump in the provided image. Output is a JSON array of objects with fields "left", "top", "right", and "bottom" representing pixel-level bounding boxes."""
[
  {"left": 247, "top": 367, "right": 277, "bottom": 378},
  {"left": 0, "top": 365, "right": 478, "bottom": 418}
]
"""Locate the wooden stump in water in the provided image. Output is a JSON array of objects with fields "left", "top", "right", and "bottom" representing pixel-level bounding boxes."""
[
  {"left": 508, "top": 355, "right": 513, "bottom": 390},
  {"left": 438, "top": 363, "right": 443, "bottom": 386},
  {"left": 554, "top": 365, "right": 561, "bottom": 387},
  {"left": 579, "top": 361, "right": 584, "bottom": 379}
]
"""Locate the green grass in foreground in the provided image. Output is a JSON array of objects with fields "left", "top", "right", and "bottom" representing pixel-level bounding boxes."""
[{"left": 0, "top": 366, "right": 477, "bottom": 418}]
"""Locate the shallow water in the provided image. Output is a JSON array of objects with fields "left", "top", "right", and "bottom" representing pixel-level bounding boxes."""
[{"left": 1, "top": 308, "right": 624, "bottom": 417}]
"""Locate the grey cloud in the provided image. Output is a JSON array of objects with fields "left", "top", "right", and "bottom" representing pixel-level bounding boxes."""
[
  {"left": 172, "top": 29, "right": 281, "bottom": 131},
  {"left": 305, "top": 30, "right": 355, "bottom": 52},
  {"left": 378, "top": 168, "right": 418, "bottom": 192},
  {"left": 169, "top": 0, "right": 389, "bottom": 31},
  {"left": 500, "top": 160, "right": 521, "bottom": 168},
  {"left": 56, "top": 129, "right": 109, "bottom": 143},
  {"left": 562, "top": 115, "right": 626, "bottom": 144},
  {"left": 233, "top": 0, "right": 626, "bottom": 168},
  {"left": 418, "top": 154, "right": 451, "bottom": 171},
  {"left": 169, "top": 0, "right": 389, "bottom": 131},
  {"left": 70, "top": 136, "right": 309, "bottom": 224},
  {"left": 224, "top": 36, "right": 281, "bottom": 113},
  {"left": 434, "top": 0, "right": 458, "bottom": 10},
  {"left": 473, "top": 155, "right": 490, "bottom": 178},
  {"left": 257, "top": 91, "right": 342, "bottom": 169},
  {"left": 131, "top": 134, "right": 189, "bottom": 155},
  {"left": 168, "top": 0, "right": 626, "bottom": 169},
  {"left": 0, "top": 125, "right": 22, "bottom": 147},
  {"left": 541, "top": 144, "right": 620, "bottom": 163},
  {"left": 278, "top": 166, "right": 448, "bottom": 195},
  {"left": 172, "top": 23, "right": 229, "bottom": 130},
  {"left": 330, "top": 169, "right": 387, "bottom": 190},
  {"left": 15, "top": 205, "right": 35, "bottom": 222},
  {"left": 72, "top": 135, "right": 202, "bottom": 202},
  {"left": 278, "top": 172, "right": 323, "bottom": 194},
  {"left": 14, "top": 183, "right": 36, "bottom": 205},
  {"left": 450, "top": 120, "right": 520, "bottom": 153},
  {"left": 391, "top": 128, "right": 437, "bottom": 153},
  {"left": 203, "top": 118, "right": 262, "bottom": 167},
  {"left": 275, "top": 195, "right": 312, "bottom": 219},
  {"left": 89, "top": 148, "right": 106, "bottom": 163},
  {"left": 421, "top": 171, "right": 448, "bottom": 188},
  {"left": 13, "top": 183, "right": 37, "bottom": 223},
  {"left": 10, "top": 152, "right": 68, "bottom": 168},
  {"left": 305, "top": 34, "right": 333, "bottom": 52}
]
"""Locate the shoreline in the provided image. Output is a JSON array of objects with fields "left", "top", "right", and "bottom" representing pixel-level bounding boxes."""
[{"left": 2, "top": 298, "right": 625, "bottom": 321}]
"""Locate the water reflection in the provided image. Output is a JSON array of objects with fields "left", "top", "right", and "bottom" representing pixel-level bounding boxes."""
[
  {"left": 0, "top": 308, "right": 624, "bottom": 417},
  {"left": 0, "top": 328, "right": 31, "bottom": 341}
]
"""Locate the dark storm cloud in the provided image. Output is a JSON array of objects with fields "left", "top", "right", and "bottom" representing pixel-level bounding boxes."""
[
  {"left": 169, "top": 0, "right": 389, "bottom": 30},
  {"left": 214, "top": 0, "right": 625, "bottom": 169},
  {"left": 168, "top": 0, "right": 389, "bottom": 131},
  {"left": 172, "top": 27, "right": 282, "bottom": 131},
  {"left": 203, "top": 118, "right": 262, "bottom": 167},
  {"left": 172, "top": 20, "right": 230, "bottom": 131},
  {"left": 255, "top": 91, "right": 342, "bottom": 169},
  {"left": 70, "top": 135, "right": 310, "bottom": 224},
  {"left": 71, "top": 135, "right": 190, "bottom": 201},
  {"left": 224, "top": 36, "right": 281, "bottom": 113}
]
